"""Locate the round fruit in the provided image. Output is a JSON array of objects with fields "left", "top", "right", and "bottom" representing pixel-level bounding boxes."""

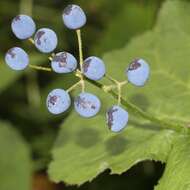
[
  {"left": 11, "top": 15, "right": 36, "bottom": 40},
  {"left": 62, "top": 4, "right": 86, "bottom": 29},
  {"left": 5, "top": 47, "right": 29, "bottom": 70},
  {"left": 51, "top": 51, "right": 77, "bottom": 73},
  {"left": 83, "top": 56, "right": 106, "bottom": 81},
  {"left": 106, "top": 105, "right": 128, "bottom": 132},
  {"left": 126, "top": 59, "right": 150, "bottom": 87},
  {"left": 46, "top": 89, "right": 71, "bottom": 115},
  {"left": 34, "top": 28, "right": 58, "bottom": 53},
  {"left": 74, "top": 92, "right": 101, "bottom": 118}
]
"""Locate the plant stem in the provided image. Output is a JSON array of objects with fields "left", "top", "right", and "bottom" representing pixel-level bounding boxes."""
[
  {"left": 76, "top": 29, "right": 85, "bottom": 92},
  {"left": 117, "top": 84, "right": 121, "bottom": 105},
  {"left": 48, "top": 57, "right": 53, "bottom": 61},
  {"left": 66, "top": 81, "right": 81, "bottom": 93},
  {"left": 48, "top": 53, "right": 55, "bottom": 61},
  {"left": 84, "top": 77, "right": 186, "bottom": 132},
  {"left": 28, "top": 38, "right": 35, "bottom": 44},
  {"left": 105, "top": 74, "right": 118, "bottom": 84},
  {"left": 20, "top": 0, "right": 33, "bottom": 15},
  {"left": 74, "top": 29, "right": 182, "bottom": 131},
  {"left": 29, "top": 64, "right": 52, "bottom": 72}
]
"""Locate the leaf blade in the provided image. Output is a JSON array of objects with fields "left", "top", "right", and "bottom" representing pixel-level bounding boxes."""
[{"left": 0, "top": 121, "right": 32, "bottom": 190}]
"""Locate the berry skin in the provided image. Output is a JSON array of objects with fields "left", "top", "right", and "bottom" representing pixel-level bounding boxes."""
[
  {"left": 83, "top": 56, "right": 106, "bottom": 81},
  {"left": 126, "top": 59, "right": 150, "bottom": 87},
  {"left": 51, "top": 52, "right": 77, "bottom": 73},
  {"left": 34, "top": 28, "right": 58, "bottom": 53},
  {"left": 106, "top": 105, "right": 128, "bottom": 132},
  {"left": 46, "top": 89, "right": 71, "bottom": 115},
  {"left": 11, "top": 15, "right": 36, "bottom": 40},
  {"left": 74, "top": 92, "right": 101, "bottom": 118},
  {"left": 62, "top": 4, "right": 87, "bottom": 30},
  {"left": 5, "top": 47, "right": 29, "bottom": 70}
]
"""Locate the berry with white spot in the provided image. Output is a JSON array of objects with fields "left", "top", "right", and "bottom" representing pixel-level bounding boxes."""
[
  {"left": 74, "top": 92, "right": 101, "bottom": 118},
  {"left": 62, "top": 4, "right": 87, "bottom": 30},
  {"left": 11, "top": 15, "right": 36, "bottom": 40},
  {"left": 126, "top": 59, "right": 150, "bottom": 87},
  {"left": 34, "top": 28, "right": 58, "bottom": 53},
  {"left": 83, "top": 56, "right": 106, "bottom": 81},
  {"left": 51, "top": 52, "right": 77, "bottom": 73},
  {"left": 106, "top": 105, "right": 128, "bottom": 132},
  {"left": 5, "top": 47, "right": 29, "bottom": 70},
  {"left": 46, "top": 89, "right": 71, "bottom": 115}
]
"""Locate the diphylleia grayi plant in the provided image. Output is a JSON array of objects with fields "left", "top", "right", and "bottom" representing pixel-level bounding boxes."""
[{"left": 5, "top": 5, "right": 150, "bottom": 133}]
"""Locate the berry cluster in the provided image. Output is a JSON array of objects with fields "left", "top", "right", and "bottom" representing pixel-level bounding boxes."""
[{"left": 5, "top": 5, "right": 150, "bottom": 133}]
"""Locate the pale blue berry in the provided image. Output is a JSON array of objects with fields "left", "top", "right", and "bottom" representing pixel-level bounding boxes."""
[
  {"left": 106, "top": 105, "right": 128, "bottom": 132},
  {"left": 34, "top": 28, "right": 58, "bottom": 53},
  {"left": 5, "top": 47, "right": 29, "bottom": 70},
  {"left": 62, "top": 4, "right": 87, "bottom": 30},
  {"left": 126, "top": 59, "right": 150, "bottom": 87},
  {"left": 11, "top": 15, "right": 36, "bottom": 40},
  {"left": 74, "top": 92, "right": 101, "bottom": 118},
  {"left": 46, "top": 89, "right": 71, "bottom": 115},
  {"left": 83, "top": 56, "right": 106, "bottom": 81},
  {"left": 51, "top": 52, "right": 77, "bottom": 73}
]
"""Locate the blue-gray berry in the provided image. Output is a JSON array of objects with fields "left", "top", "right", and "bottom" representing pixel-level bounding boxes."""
[
  {"left": 11, "top": 15, "right": 36, "bottom": 40},
  {"left": 5, "top": 47, "right": 29, "bottom": 70},
  {"left": 106, "top": 105, "right": 128, "bottom": 132},
  {"left": 62, "top": 4, "right": 87, "bottom": 30},
  {"left": 74, "top": 92, "right": 101, "bottom": 118},
  {"left": 51, "top": 52, "right": 77, "bottom": 73},
  {"left": 46, "top": 89, "right": 71, "bottom": 115},
  {"left": 34, "top": 28, "right": 58, "bottom": 53},
  {"left": 126, "top": 59, "right": 150, "bottom": 86},
  {"left": 83, "top": 56, "right": 106, "bottom": 81}
]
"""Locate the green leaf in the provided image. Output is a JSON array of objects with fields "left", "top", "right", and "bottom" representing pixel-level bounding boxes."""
[
  {"left": 48, "top": 0, "right": 190, "bottom": 186},
  {"left": 48, "top": 82, "right": 175, "bottom": 185},
  {"left": 155, "top": 134, "right": 190, "bottom": 190},
  {"left": 0, "top": 121, "right": 32, "bottom": 190}
]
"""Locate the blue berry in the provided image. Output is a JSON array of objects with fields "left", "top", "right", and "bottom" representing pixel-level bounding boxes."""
[
  {"left": 5, "top": 47, "right": 29, "bottom": 70},
  {"left": 106, "top": 105, "right": 128, "bottom": 132},
  {"left": 11, "top": 15, "right": 36, "bottom": 40},
  {"left": 62, "top": 4, "right": 86, "bottom": 30},
  {"left": 83, "top": 56, "right": 106, "bottom": 81},
  {"left": 46, "top": 89, "right": 71, "bottom": 115},
  {"left": 126, "top": 59, "right": 150, "bottom": 87},
  {"left": 34, "top": 28, "right": 58, "bottom": 53},
  {"left": 51, "top": 52, "right": 77, "bottom": 73},
  {"left": 74, "top": 92, "right": 101, "bottom": 118}
]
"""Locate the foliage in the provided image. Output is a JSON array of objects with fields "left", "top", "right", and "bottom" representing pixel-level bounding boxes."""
[
  {"left": 48, "top": 1, "right": 190, "bottom": 189},
  {"left": 0, "top": 121, "right": 31, "bottom": 190},
  {"left": 1, "top": 0, "right": 190, "bottom": 190}
]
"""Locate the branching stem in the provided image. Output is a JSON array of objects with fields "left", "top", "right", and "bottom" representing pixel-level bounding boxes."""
[
  {"left": 23, "top": 23, "right": 188, "bottom": 134},
  {"left": 66, "top": 81, "right": 82, "bottom": 93},
  {"left": 84, "top": 77, "right": 186, "bottom": 133},
  {"left": 73, "top": 30, "right": 183, "bottom": 132},
  {"left": 105, "top": 74, "right": 119, "bottom": 84},
  {"left": 105, "top": 74, "right": 128, "bottom": 105}
]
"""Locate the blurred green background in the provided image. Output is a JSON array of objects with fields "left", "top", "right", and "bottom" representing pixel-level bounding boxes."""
[{"left": 0, "top": 0, "right": 165, "bottom": 189}]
